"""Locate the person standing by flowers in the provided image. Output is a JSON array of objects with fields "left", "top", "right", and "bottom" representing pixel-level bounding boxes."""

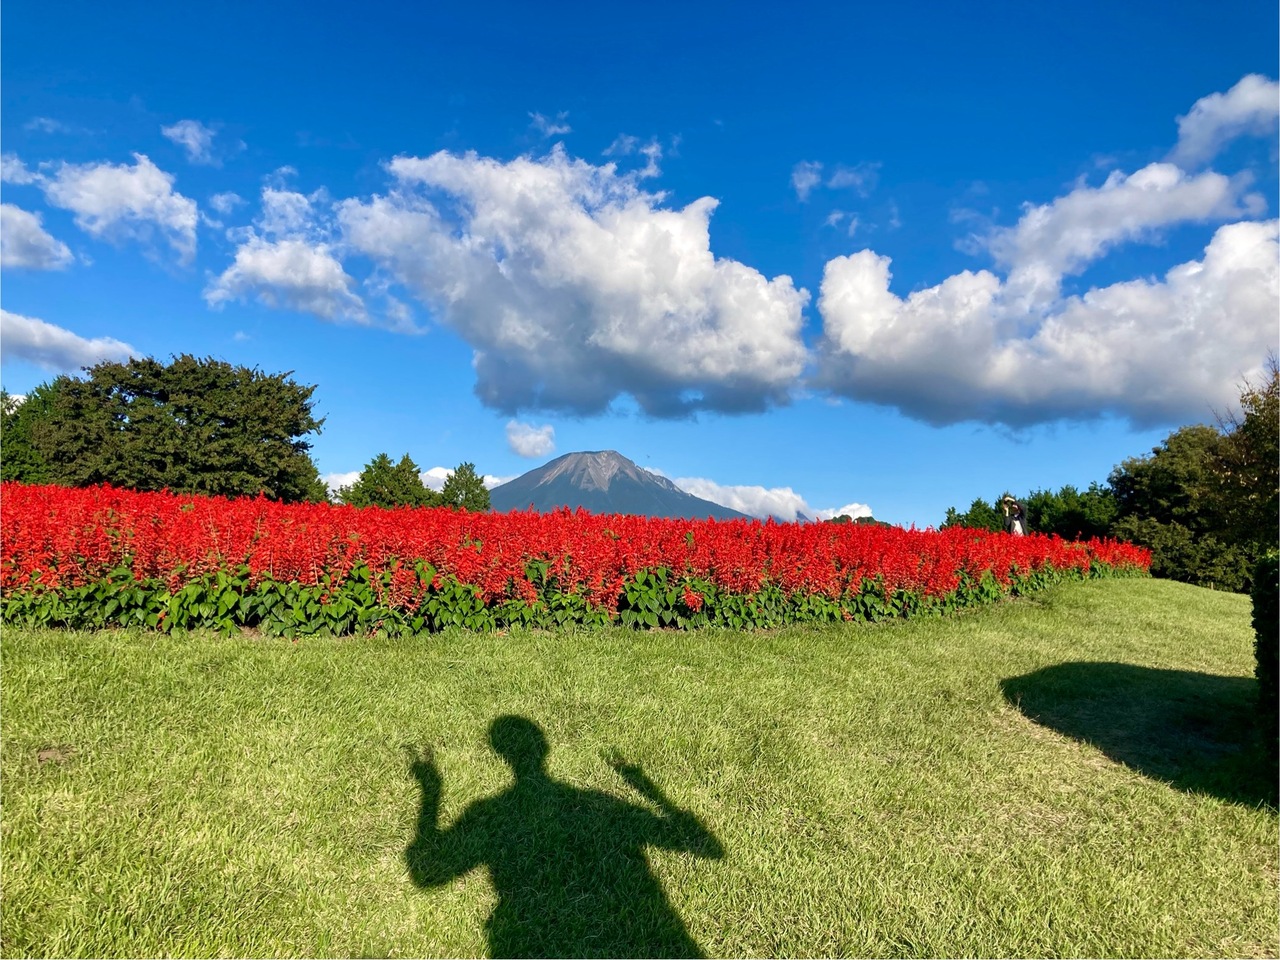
[{"left": 1002, "top": 495, "right": 1027, "bottom": 535}]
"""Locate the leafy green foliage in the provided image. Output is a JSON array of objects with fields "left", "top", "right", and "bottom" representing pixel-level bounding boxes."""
[
  {"left": 940, "top": 362, "right": 1278, "bottom": 594},
  {"left": 941, "top": 497, "right": 1005, "bottom": 533},
  {"left": 1022, "top": 483, "right": 1117, "bottom": 540},
  {"left": 1215, "top": 356, "right": 1279, "bottom": 550},
  {"left": 339, "top": 453, "right": 440, "bottom": 508},
  {"left": 1110, "top": 425, "right": 1252, "bottom": 591},
  {"left": 4, "top": 355, "right": 327, "bottom": 502},
  {"left": 1, "top": 557, "right": 1144, "bottom": 638},
  {"left": 1252, "top": 551, "right": 1278, "bottom": 764},
  {"left": 0, "top": 384, "right": 61, "bottom": 484},
  {"left": 440, "top": 461, "right": 490, "bottom": 512}
]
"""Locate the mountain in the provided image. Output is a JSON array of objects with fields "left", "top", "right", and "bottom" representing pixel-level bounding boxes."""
[{"left": 488, "top": 450, "right": 750, "bottom": 520}]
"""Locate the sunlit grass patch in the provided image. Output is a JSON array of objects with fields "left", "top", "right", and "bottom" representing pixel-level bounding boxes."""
[{"left": 2, "top": 578, "right": 1275, "bottom": 958}]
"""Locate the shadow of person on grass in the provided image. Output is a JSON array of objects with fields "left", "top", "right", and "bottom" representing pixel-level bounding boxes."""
[
  {"left": 1001, "top": 661, "right": 1276, "bottom": 808},
  {"left": 405, "top": 716, "right": 725, "bottom": 958}
]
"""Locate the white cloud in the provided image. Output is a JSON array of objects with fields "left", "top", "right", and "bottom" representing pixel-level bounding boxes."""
[
  {"left": 421, "top": 466, "right": 514, "bottom": 491},
  {"left": 255, "top": 186, "right": 326, "bottom": 238},
  {"left": 205, "top": 181, "right": 376, "bottom": 325},
  {"left": 986, "top": 162, "right": 1263, "bottom": 310},
  {"left": 208, "top": 191, "right": 244, "bottom": 215},
  {"left": 205, "top": 236, "right": 367, "bottom": 322},
  {"left": 506, "top": 420, "right": 555, "bottom": 458},
  {"left": 817, "top": 218, "right": 1279, "bottom": 427},
  {"left": 791, "top": 161, "right": 823, "bottom": 202},
  {"left": 0, "top": 309, "right": 137, "bottom": 371},
  {"left": 40, "top": 153, "right": 198, "bottom": 264},
  {"left": 673, "top": 475, "right": 872, "bottom": 522},
  {"left": 421, "top": 466, "right": 450, "bottom": 491},
  {"left": 162, "top": 119, "right": 219, "bottom": 165},
  {"left": 24, "top": 117, "right": 71, "bottom": 134},
  {"left": 826, "top": 161, "right": 880, "bottom": 197},
  {"left": 338, "top": 146, "right": 809, "bottom": 416},
  {"left": 813, "top": 503, "right": 875, "bottom": 522},
  {"left": 603, "top": 135, "right": 662, "bottom": 178},
  {"left": 530, "top": 111, "right": 572, "bottom": 137},
  {"left": 323, "top": 471, "right": 362, "bottom": 496},
  {"left": 1170, "top": 74, "right": 1280, "bottom": 168},
  {"left": 1, "top": 204, "right": 73, "bottom": 270},
  {"left": 1, "top": 153, "right": 38, "bottom": 185},
  {"left": 605, "top": 134, "right": 638, "bottom": 156}
]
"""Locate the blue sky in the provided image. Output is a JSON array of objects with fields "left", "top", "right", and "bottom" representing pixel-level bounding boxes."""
[{"left": 2, "top": 1, "right": 1277, "bottom": 525}]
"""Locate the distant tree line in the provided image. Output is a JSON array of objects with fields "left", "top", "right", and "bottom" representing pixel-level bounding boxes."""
[
  {"left": 826, "top": 514, "right": 889, "bottom": 527},
  {"left": 338, "top": 453, "right": 489, "bottom": 512},
  {"left": 942, "top": 359, "right": 1279, "bottom": 593},
  {"left": 1, "top": 355, "right": 490, "bottom": 512}
]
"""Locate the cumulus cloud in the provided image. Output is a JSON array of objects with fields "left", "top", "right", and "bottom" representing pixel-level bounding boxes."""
[
  {"left": 986, "top": 162, "right": 1263, "bottom": 309},
  {"left": 813, "top": 503, "right": 875, "bottom": 522},
  {"left": 39, "top": 153, "right": 198, "bottom": 263},
  {"left": 817, "top": 218, "right": 1279, "bottom": 427},
  {"left": 673, "top": 475, "right": 872, "bottom": 522},
  {"left": 205, "top": 236, "right": 367, "bottom": 322},
  {"left": 1170, "top": 74, "right": 1280, "bottom": 169},
  {"left": 161, "top": 119, "right": 220, "bottom": 165},
  {"left": 506, "top": 420, "right": 555, "bottom": 458},
  {"left": 338, "top": 146, "right": 809, "bottom": 417},
  {"left": 420, "top": 466, "right": 514, "bottom": 491},
  {"left": 0, "top": 309, "right": 137, "bottom": 371},
  {"left": 530, "top": 111, "right": 572, "bottom": 137},
  {"left": 1, "top": 153, "right": 38, "bottom": 184},
  {"left": 1, "top": 204, "right": 73, "bottom": 270},
  {"left": 791, "top": 161, "right": 823, "bottom": 201},
  {"left": 254, "top": 185, "right": 327, "bottom": 238},
  {"left": 323, "top": 471, "right": 362, "bottom": 496},
  {"left": 206, "top": 183, "right": 370, "bottom": 324}
]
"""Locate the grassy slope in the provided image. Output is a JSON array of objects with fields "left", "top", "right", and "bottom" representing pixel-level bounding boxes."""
[{"left": 2, "top": 578, "right": 1275, "bottom": 958}]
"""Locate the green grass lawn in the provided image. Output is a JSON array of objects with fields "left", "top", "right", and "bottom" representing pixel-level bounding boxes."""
[{"left": 3, "top": 578, "right": 1276, "bottom": 958}]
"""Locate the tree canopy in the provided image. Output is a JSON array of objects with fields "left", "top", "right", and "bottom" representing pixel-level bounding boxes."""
[
  {"left": 339, "top": 453, "right": 440, "bottom": 508},
  {"left": 439, "top": 462, "right": 490, "bottom": 512},
  {"left": 939, "top": 359, "right": 1279, "bottom": 593},
  {"left": 0, "top": 355, "right": 328, "bottom": 503}
]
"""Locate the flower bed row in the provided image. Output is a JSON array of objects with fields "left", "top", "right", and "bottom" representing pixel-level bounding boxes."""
[{"left": 0, "top": 482, "right": 1151, "bottom": 636}]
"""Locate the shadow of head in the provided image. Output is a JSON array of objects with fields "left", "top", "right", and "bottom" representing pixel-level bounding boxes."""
[
  {"left": 1001, "top": 661, "right": 1275, "bottom": 808},
  {"left": 489, "top": 714, "right": 549, "bottom": 776}
]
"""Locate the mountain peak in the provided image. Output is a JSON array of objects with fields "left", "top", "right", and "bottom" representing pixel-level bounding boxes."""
[
  {"left": 536, "top": 450, "right": 654, "bottom": 493},
  {"left": 489, "top": 450, "right": 748, "bottom": 520}
]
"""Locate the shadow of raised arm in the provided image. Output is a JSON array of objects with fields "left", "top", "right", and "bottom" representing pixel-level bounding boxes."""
[
  {"left": 404, "top": 747, "right": 482, "bottom": 887},
  {"left": 610, "top": 757, "right": 725, "bottom": 860}
]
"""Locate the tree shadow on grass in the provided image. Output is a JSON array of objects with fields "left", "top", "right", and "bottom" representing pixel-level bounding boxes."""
[
  {"left": 1001, "top": 662, "right": 1276, "bottom": 809},
  {"left": 405, "top": 716, "right": 725, "bottom": 958}
]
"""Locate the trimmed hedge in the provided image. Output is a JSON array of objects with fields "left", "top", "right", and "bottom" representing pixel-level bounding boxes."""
[{"left": 1252, "top": 551, "right": 1278, "bottom": 763}]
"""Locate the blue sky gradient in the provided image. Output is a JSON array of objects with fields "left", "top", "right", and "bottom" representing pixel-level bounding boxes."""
[{"left": 3, "top": 1, "right": 1277, "bottom": 524}]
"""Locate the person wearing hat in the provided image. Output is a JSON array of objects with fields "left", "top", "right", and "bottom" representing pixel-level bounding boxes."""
[{"left": 1001, "top": 495, "right": 1027, "bottom": 536}]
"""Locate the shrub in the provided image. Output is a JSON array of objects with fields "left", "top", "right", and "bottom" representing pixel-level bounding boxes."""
[{"left": 1251, "top": 551, "right": 1278, "bottom": 762}]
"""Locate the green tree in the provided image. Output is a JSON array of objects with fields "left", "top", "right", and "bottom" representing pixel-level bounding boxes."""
[
  {"left": 440, "top": 461, "right": 490, "bottom": 512},
  {"left": 340, "top": 453, "right": 439, "bottom": 508},
  {"left": 1, "top": 384, "right": 62, "bottom": 484},
  {"left": 941, "top": 497, "right": 1004, "bottom": 532},
  {"left": 1023, "top": 483, "right": 1117, "bottom": 540},
  {"left": 1215, "top": 357, "right": 1279, "bottom": 550},
  {"left": 1109, "top": 424, "right": 1247, "bottom": 590},
  {"left": 7, "top": 355, "right": 328, "bottom": 502}
]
